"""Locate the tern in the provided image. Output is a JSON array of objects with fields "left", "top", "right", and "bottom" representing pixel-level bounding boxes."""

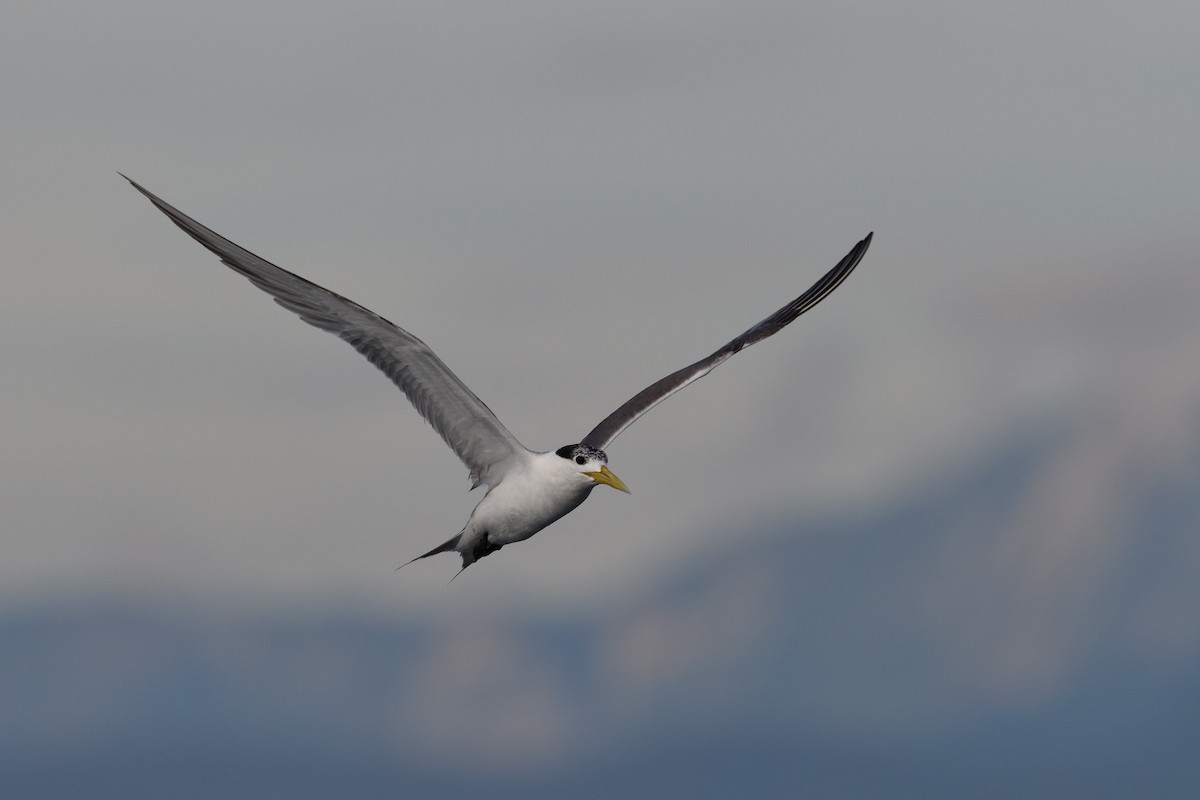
[{"left": 125, "top": 176, "right": 871, "bottom": 575}]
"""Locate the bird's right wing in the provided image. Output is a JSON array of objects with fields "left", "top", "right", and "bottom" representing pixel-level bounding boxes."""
[
  {"left": 125, "top": 176, "right": 526, "bottom": 488},
  {"left": 581, "top": 233, "right": 871, "bottom": 451}
]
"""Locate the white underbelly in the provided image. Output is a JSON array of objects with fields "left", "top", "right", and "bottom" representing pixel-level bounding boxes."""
[{"left": 469, "top": 481, "right": 593, "bottom": 546}]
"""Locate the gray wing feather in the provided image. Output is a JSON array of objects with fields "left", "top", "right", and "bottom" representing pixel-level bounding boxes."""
[
  {"left": 581, "top": 233, "right": 871, "bottom": 451},
  {"left": 125, "top": 176, "right": 526, "bottom": 488}
]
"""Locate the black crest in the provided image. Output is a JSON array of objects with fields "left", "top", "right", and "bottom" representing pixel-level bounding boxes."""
[{"left": 555, "top": 443, "right": 608, "bottom": 465}]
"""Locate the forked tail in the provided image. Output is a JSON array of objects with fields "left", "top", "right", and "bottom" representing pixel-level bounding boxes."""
[{"left": 397, "top": 532, "right": 462, "bottom": 571}]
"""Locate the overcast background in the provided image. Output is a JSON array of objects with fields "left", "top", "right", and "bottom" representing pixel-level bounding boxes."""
[{"left": 4, "top": 1, "right": 1199, "bottom": 797}]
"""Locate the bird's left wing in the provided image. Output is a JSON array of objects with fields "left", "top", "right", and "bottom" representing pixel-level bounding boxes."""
[
  {"left": 125, "top": 176, "right": 526, "bottom": 488},
  {"left": 581, "top": 233, "right": 871, "bottom": 452}
]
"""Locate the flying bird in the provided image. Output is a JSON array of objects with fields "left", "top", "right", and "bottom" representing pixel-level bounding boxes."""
[{"left": 125, "top": 176, "right": 871, "bottom": 575}]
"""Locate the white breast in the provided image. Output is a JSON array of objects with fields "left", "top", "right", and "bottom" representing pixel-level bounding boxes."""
[{"left": 466, "top": 451, "right": 596, "bottom": 546}]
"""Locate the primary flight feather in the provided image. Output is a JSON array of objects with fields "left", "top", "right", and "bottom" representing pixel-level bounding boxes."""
[{"left": 125, "top": 176, "right": 871, "bottom": 574}]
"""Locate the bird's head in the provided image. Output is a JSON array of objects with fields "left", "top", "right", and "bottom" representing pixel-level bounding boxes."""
[{"left": 555, "top": 443, "right": 630, "bottom": 493}]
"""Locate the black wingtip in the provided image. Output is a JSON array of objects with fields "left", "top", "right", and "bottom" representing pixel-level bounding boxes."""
[{"left": 120, "top": 174, "right": 160, "bottom": 206}]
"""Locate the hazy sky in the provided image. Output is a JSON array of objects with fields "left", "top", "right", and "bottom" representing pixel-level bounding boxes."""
[{"left": 5, "top": 0, "right": 1198, "bottom": 618}]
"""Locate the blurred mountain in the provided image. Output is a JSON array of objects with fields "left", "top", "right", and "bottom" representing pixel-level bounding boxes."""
[{"left": 4, "top": 392, "right": 1199, "bottom": 799}]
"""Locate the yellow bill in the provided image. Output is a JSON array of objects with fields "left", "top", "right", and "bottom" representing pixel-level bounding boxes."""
[{"left": 586, "top": 465, "right": 630, "bottom": 493}]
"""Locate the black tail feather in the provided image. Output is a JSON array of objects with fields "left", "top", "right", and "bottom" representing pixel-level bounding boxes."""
[{"left": 397, "top": 532, "right": 462, "bottom": 570}]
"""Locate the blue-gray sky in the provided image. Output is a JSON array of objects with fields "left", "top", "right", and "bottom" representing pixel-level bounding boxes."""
[{"left": 4, "top": 1, "right": 1200, "bottom": 786}]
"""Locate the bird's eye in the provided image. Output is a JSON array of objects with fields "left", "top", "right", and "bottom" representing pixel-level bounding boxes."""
[{"left": 575, "top": 456, "right": 586, "bottom": 465}]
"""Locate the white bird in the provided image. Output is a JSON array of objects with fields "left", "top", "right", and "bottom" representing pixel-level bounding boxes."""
[{"left": 125, "top": 176, "right": 871, "bottom": 576}]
